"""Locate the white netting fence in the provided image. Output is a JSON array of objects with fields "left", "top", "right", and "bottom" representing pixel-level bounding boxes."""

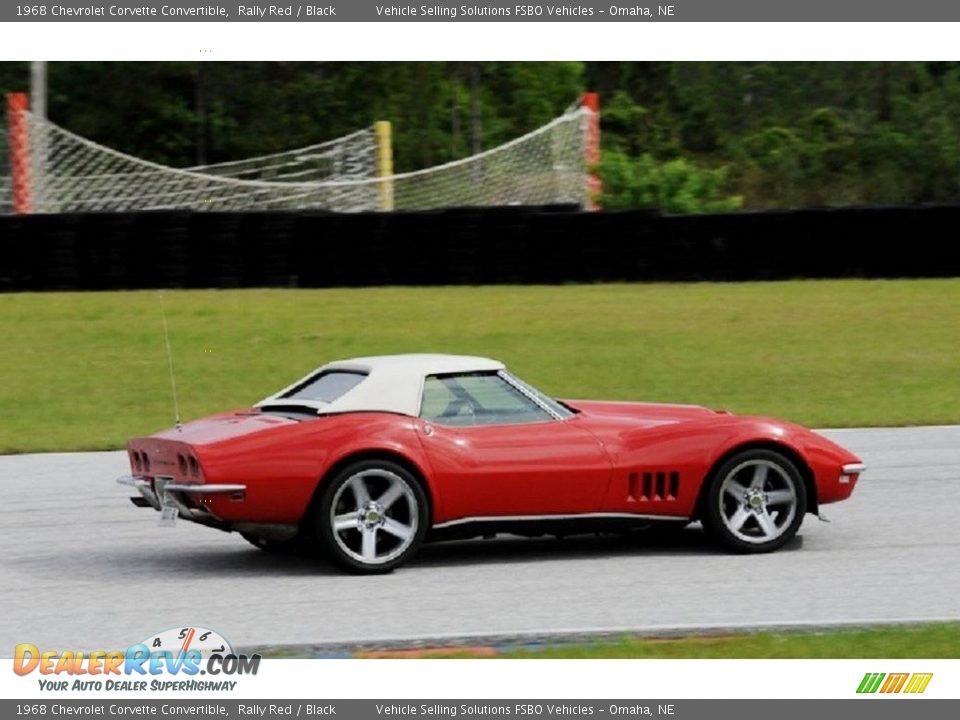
[
  {"left": 387, "top": 108, "right": 588, "bottom": 209},
  {"left": 5, "top": 106, "right": 589, "bottom": 213},
  {"left": 22, "top": 116, "right": 380, "bottom": 213},
  {"left": 186, "top": 128, "right": 377, "bottom": 183}
]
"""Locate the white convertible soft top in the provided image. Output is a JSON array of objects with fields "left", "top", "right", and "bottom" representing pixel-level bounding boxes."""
[{"left": 255, "top": 353, "right": 505, "bottom": 416}]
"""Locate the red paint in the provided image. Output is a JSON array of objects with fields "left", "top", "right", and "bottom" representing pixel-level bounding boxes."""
[
  {"left": 6, "top": 93, "right": 31, "bottom": 214},
  {"left": 581, "top": 91, "right": 601, "bottom": 211},
  {"left": 417, "top": 415, "right": 611, "bottom": 518},
  {"left": 126, "top": 399, "right": 862, "bottom": 527}
]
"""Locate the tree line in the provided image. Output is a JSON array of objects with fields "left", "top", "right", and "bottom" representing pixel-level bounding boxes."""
[{"left": 2, "top": 61, "right": 959, "bottom": 212}]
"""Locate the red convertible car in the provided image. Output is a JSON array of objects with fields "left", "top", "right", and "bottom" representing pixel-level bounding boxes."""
[{"left": 118, "top": 354, "right": 864, "bottom": 573}]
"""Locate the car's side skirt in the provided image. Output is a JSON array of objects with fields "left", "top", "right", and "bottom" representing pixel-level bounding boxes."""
[{"left": 428, "top": 512, "right": 689, "bottom": 542}]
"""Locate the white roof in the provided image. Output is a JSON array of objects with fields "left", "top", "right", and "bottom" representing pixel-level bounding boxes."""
[{"left": 256, "top": 353, "right": 505, "bottom": 416}]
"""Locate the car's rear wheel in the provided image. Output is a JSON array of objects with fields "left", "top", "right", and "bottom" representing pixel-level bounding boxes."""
[
  {"left": 315, "top": 460, "right": 428, "bottom": 574},
  {"left": 702, "top": 449, "right": 807, "bottom": 553}
]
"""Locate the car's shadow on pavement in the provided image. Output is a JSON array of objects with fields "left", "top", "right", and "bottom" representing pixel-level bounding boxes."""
[
  {"left": 410, "top": 527, "right": 730, "bottom": 569},
  {"left": 412, "top": 524, "right": 802, "bottom": 569},
  {"left": 56, "top": 526, "right": 801, "bottom": 580},
  {"left": 79, "top": 538, "right": 341, "bottom": 581}
]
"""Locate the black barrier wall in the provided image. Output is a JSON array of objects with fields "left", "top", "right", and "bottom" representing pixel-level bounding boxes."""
[{"left": 1, "top": 205, "right": 959, "bottom": 291}]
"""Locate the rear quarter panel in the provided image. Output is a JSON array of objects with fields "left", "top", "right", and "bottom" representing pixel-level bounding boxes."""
[{"left": 198, "top": 413, "right": 431, "bottom": 524}]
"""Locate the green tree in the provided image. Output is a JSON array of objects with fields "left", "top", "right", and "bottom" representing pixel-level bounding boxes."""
[
  {"left": 5, "top": 61, "right": 960, "bottom": 211},
  {"left": 600, "top": 150, "right": 742, "bottom": 213}
]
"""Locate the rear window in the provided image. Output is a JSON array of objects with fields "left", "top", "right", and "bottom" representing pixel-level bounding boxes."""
[{"left": 281, "top": 370, "right": 367, "bottom": 404}]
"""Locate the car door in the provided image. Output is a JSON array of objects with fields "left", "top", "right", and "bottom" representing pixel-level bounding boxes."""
[{"left": 415, "top": 372, "right": 612, "bottom": 520}]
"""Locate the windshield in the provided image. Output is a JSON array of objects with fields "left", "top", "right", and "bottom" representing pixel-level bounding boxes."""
[{"left": 501, "top": 371, "right": 575, "bottom": 419}]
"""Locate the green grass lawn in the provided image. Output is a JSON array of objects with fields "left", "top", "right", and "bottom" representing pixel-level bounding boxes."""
[
  {"left": 2, "top": 279, "right": 960, "bottom": 453},
  {"left": 367, "top": 623, "right": 960, "bottom": 659}
]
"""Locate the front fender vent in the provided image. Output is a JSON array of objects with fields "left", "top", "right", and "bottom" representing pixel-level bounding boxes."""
[{"left": 629, "top": 471, "right": 680, "bottom": 502}]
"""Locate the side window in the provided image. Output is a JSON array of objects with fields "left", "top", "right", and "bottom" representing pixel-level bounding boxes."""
[{"left": 420, "top": 373, "right": 553, "bottom": 426}]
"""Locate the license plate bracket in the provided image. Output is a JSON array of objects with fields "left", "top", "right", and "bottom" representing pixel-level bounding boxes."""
[
  {"left": 155, "top": 475, "right": 178, "bottom": 527},
  {"left": 158, "top": 505, "right": 178, "bottom": 526}
]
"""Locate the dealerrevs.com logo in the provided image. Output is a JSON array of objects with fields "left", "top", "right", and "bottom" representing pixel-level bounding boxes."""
[
  {"left": 13, "top": 626, "right": 260, "bottom": 692},
  {"left": 857, "top": 672, "right": 933, "bottom": 694}
]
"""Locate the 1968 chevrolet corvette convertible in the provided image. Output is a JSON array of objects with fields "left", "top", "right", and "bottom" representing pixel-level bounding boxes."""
[{"left": 118, "top": 354, "right": 864, "bottom": 573}]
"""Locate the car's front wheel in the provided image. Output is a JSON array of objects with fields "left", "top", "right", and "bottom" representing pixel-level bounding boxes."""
[
  {"left": 702, "top": 449, "right": 807, "bottom": 553},
  {"left": 315, "top": 459, "right": 428, "bottom": 574}
]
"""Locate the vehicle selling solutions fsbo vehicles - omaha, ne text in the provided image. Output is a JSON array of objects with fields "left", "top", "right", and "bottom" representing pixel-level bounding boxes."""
[{"left": 118, "top": 354, "right": 865, "bottom": 573}]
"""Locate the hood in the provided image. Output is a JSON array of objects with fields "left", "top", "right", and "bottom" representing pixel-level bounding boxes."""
[{"left": 563, "top": 399, "right": 722, "bottom": 427}]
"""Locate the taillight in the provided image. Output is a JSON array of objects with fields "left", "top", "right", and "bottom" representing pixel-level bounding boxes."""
[
  {"left": 178, "top": 454, "right": 189, "bottom": 476},
  {"left": 189, "top": 456, "right": 200, "bottom": 477}
]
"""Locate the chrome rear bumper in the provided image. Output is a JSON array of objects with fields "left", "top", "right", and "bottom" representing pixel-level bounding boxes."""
[
  {"left": 116, "top": 475, "right": 246, "bottom": 525},
  {"left": 116, "top": 475, "right": 296, "bottom": 542},
  {"left": 117, "top": 474, "right": 162, "bottom": 509}
]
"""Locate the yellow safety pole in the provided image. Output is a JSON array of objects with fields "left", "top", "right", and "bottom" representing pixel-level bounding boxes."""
[{"left": 374, "top": 120, "right": 394, "bottom": 211}]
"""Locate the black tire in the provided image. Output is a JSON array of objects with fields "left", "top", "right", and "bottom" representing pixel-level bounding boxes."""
[
  {"left": 702, "top": 449, "right": 807, "bottom": 553},
  {"left": 241, "top": 533, "right": 301, "bottom": 555},
  {"left": 315, "top": 459, "right": 429, "bottom": 574}
]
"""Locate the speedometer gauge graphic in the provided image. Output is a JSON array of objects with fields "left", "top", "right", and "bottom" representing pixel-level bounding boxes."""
[{"left": 139, "top": 626, "right": 233, "bottom": 657}]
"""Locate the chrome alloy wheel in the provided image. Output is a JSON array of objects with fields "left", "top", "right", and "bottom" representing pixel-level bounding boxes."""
[
  {"left": 718, "top": 459, "right": 798, "bottom": 544},
  {"left": 329, "top": 468, "right": 419, "bottom": 566}
]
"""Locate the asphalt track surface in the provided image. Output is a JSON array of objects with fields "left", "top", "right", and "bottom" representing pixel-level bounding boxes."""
[{"left": 2, "top": 426, "right": 958, "bottom": 654}]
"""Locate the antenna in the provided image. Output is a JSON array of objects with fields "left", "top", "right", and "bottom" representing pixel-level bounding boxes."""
[{"left": 159, "top": 293, "right": 182, "bottom": 432}]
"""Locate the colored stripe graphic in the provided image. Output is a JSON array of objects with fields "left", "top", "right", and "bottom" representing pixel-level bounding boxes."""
[
  {"left": 904, "top": 673, "right": 934, "bottom": 694},
  {"left": 857, "top": 673, "right": 885, "bottom": 693},
  {"left": 857, "top": 672, "right": 932, "bottom": 694},
  {"left": 880, "top": 673, "right": 909, "bottom": 693}
]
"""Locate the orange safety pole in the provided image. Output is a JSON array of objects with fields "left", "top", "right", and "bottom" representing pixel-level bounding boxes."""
[
  {"left": 581, "top": 92, "right": 601, "bottom": 211},
  {"left": 6, "top": 93, "right": 31, "bottom": 214}
]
